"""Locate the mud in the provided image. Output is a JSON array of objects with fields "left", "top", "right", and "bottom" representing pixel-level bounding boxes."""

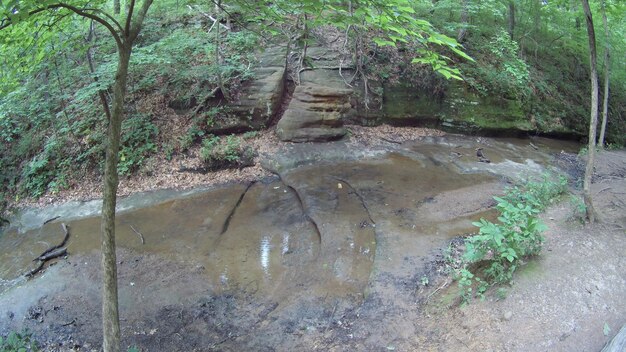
[{"left": 2, "top": 135, "right": 625, "bottom": 352}]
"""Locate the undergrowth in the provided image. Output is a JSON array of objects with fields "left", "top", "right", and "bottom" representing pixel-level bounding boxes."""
[
  {"left": 0, "top": 330, "right": 38, "bottom": 352},
  {"left": 456, "top": 172, "right": 567, "bottom": 303}
]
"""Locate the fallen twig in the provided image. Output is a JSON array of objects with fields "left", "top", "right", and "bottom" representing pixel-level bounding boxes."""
[
  {"left": 26, "top": 223, "right": 71, "bottom": 278},
  {"left": 426, "top": 279, "right": 451, "bottom": 302},
  {"left": 36, "top": 247, "right": 67, "bottom": 262},
  {"left": 25, "top": 261, "right": 45, "bottom": 278},
  {"left": 61, "top": 319, "right": 76, "bottom": 327},
  {"left": 43, "top": 216, "right": 60, "bottom": 225},
  {"left": 35, "top": 223, "right": 70, "bottom": 261},
  {"left": 379, "top": 136, "right": 402, "bottom": 144},
  {"left": 130, "top": 225, "right": 145, "bottom": 245}
]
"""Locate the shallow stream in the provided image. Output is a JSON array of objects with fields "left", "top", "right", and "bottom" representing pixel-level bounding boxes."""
[{"left": 0, "top": 136, "right": 579, "bottom": 300}]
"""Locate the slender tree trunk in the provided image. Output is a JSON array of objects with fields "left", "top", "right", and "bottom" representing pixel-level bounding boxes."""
[
  {"left": 215, "top": 0, "right": 229, "bottom": 100},
  {"left": 114, "top": 0, "right": 120, "bottom": 14},
  {"left": 99, "top": 2, "right": 153, "bottom": 350},
  {"left": 581, "top": 0, "right": 598, "bottom": 223},
  {"left": 508, "top": 1, "right": 515, "bottom": 40},
  {"left": 457, "top": 0, "right": 469, "bottom": 43},
  {"left": 598, "top": 0, "right": 610, "bottom": 148},
  {"left": 101, "top": 43, "right": 131, "bottom": 352}
]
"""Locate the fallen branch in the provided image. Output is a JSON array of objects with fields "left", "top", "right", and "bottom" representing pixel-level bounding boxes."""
[
  {"left": 25, "top": 262, "right": 45, "bottom": 278},
  {"left": 192, "top": 86, "right": 221, "bottom": 116},
  {"left": 35, "top": 223, "right": 70, "bottom": 260},
  {"left": 36, "top": 247, "right": 67, "bottom": 262},
  {"left": 26, "top": 223, "right": 71, "bottom": 278},
  {"left": 130, "top": 225, "right": 145, "bottom": 245},
  {"left": 425, "top": 279, "right": 451, "bottom": 302},
  {"left": 43, "top": 216, "right": 60, "bottom": 225},
  {"left": 61, "top": 319, "right": 76, "bottom": 327},
  {"left": 379, "top": 136, "right": 402, "bottom": 145}
]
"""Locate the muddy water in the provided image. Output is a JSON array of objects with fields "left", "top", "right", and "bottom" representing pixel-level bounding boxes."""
[{"left": 0, "top": 136, "right": 579, "bottom": 300}]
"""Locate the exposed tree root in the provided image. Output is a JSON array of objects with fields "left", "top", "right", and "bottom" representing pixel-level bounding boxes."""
[{"left": 220, "top": 181, "right": 256, "bottom": 235}]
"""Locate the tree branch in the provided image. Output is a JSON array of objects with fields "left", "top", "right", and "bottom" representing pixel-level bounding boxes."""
[
  {"left": 0, "top": 3, "right": 123, "bottom": 49},
  {"left": 128, "top": 0, "right": 153, "bottom": 42},
  {"left": 125, "top": 0, "right": 136, "bottom": 37}
]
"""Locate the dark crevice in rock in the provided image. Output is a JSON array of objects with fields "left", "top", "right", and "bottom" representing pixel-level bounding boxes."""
[
  {"left": 220, "top": 181, "right": 256, "bottom": 235},
  {"left": 274, "top": 173, "right": 322, "bottom": 245},
  {"left": 269, "top": 79, "right": 296, "bottom": 128}
]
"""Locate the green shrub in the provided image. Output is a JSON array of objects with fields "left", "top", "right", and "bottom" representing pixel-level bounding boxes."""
[
  {"left": 0, "top": 330, "right": 38, "bottom": 351},
  {"left": 200, "top": 134, "right": 256, "bottom": 171},
  {"left": 458, "top": 172, "right": 567, "bottom": 302},
  {"left": 118, "top": 114, "right": 159, "bottom": 176}
]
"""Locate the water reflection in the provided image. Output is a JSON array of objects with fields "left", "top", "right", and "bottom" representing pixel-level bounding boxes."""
[{"left": 259, "top": 235, "right": 271, "bottom": 277}]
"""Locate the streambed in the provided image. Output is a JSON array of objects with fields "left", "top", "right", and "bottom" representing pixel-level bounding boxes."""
[{"left": 0, "top": 135, "right": 581, "bottom": 350}]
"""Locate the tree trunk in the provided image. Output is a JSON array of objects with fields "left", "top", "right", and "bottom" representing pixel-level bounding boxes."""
[
  {"left": 457, "top": 0, "right": 469, "bottom": 43},
  {"left": 598, "top": 0, "right": 610, "bottom": 148},
  {"left": 508, "top": 1, "right": 515, "bottom": 40},
  {"left": 100, "top": 1, "right": 154, "bottom": 350},
  {"left": 101, "top": 43, "right": 131, "bottom": 352},
  {"left": 215, "top": 0, "right": 229, "bottom": 100},
  {"left": 581, "top": 0, "right": 598, "bottom": 223},
  {"left": 114, "top": 0, "right": 120, "bottom": 14}
]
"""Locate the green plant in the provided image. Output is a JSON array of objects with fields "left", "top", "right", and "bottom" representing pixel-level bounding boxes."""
[
  {"left": 242, "top": 131, "right": 259, "bottom": 140},
  {"left": 118, "top": 114, "right": 158, "bottom": 176},
  {"left": 569, "top": 194, "right": 587, "bottom": 223},
  {"left": 199, "top": 134, "right": 256, "bottom": 171},
  {"left": 0, "top": 330, "right": 38, "bottom": 351},
  {"left": 458, "top": 172, "right": 567, "bottom": 302},
  {"left": 200, "top": 134, "right": 221, "bottom": 162},
  {"left": 495, "top": 287, "right": 508, "bottom": 300}
]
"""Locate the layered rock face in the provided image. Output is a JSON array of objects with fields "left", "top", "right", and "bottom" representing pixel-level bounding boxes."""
[
  {"left": 276, "top": 83, "right": 351, "bottom": 142},
  {"left": 199, "top": 46, "right": 287, "bottom": 134},
  {"left": 276, "top": 47, "right": 356, "bottom": 142}
]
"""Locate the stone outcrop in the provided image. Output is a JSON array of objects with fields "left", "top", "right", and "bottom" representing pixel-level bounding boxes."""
[
  {"left": 276, "top": 83, "right": 352, "bottom": 142},
  {"left": 276, "top": 46, "right": 356, "bottom": 142},
  {"left": 201, "top": 46, "right": 287, "bottom": 134}
]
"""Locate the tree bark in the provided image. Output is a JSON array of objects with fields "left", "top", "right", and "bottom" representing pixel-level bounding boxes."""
[
  {"left": 581, "top": 0, "right": 598, "bottom": 223},
  {"left": 114, "top": 0, "right": 120, "bottom": 14},
  {"left": 457, "top": 0, "right": 469, "bottom": 43},
  {"left": 100, "top": 43, "right": 130, "bottom": 352},
  {"left": 598, "top": 0, "right": 610, "bottom": 148},
  {"left": 508, "top": 1, "right": 515, "bottom": 40},
  {"left": 99, "top": 2, "right": 153, "bottom": 351}
]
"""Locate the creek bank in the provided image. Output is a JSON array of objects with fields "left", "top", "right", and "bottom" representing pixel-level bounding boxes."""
[{"left": 0, "top": 133, "right": 606, "bottom": 352}]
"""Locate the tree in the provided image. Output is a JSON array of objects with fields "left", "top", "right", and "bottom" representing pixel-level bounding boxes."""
[
  {"left": 580, "top": 0, "right": 598, "bottom": 223},
  {"left": 598, "top": 0, "right": 610, "bottom": 148},
  {"left": 1, "top": 1, "right": 154, "bottom": 351}
]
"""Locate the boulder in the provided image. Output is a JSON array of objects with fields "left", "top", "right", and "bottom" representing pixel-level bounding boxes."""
[{"left": 276, "top": 83, "right": 352, "bottom": 142}]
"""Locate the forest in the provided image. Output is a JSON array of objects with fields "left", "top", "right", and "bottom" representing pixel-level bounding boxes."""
[
  {"left": 0, "top": 0, "right": 625, "bottom": 351},
  {"left": 0, "top": 0, "right": 624, "bottom": 207}
]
